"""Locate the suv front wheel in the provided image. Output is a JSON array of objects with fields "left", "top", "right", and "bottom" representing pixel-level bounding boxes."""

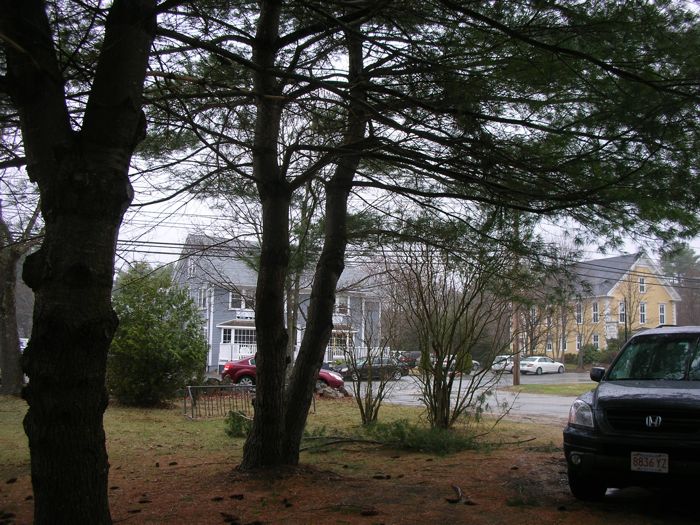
[{"left": 567, "top": 470, "right": 606, "bottom": 501}]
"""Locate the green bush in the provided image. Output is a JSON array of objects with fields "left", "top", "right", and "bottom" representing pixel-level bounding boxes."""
[
  {"left": 564, "top": 344, "right": 614, "bottom": 366},
  {"left": 580, "top": 344, "right": 601, "bottom": 365},
  {"left": 599, "top": 339, "right": 620, "bottom": 364},
  {"left": 107, "top": 263, "right": 208, "bottom": 406},
  {"left": 224, "top": 410, "right": 252, "bottom": 438},
  {"left": 563, "top": 353, "right": 578, "bottom": 365},
  {"left": 365, "top": 419, "right": 477, "bottom": 455}
]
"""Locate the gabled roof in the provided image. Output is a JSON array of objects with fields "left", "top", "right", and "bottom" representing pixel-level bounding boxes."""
[
  {"left": 178, "top": 234, "right": 259, "bottom": 288},
  {"left": 571, "top": 252, "right": 642, "bottom": 297},
  {"left": 571, "top": 251, "right": 680, "bottom": 301},
  {"left": 178, "top": 233, "right": 377, "bottom": 293}
]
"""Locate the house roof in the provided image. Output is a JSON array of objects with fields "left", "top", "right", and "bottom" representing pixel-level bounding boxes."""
[
  {"left": 571, "top": 252, "right": 642, "bottom": 297},
  {"left": 178, "top": 233, "right": 259, "bottom": 288},
  {"left": 571, "top": 251, "right": 680, "bottom": 301},
  {"left": 178, "top": 233, "right": 377, "bottom": 293}
]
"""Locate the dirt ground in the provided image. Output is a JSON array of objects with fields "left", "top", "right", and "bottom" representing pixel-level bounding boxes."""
[{"left": 1, "top": 421, "right": 698, "bottom": 525}]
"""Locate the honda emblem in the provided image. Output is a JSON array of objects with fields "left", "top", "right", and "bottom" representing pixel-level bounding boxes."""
[{"left": 645, "top": 415, "right": 663, "bottom": 428}]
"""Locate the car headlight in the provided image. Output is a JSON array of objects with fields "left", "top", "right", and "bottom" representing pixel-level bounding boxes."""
[{"left": 568, "top": 399, "right": 594, "bottom": 429}]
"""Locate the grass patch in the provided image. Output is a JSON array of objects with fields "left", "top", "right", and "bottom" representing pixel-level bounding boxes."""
[
  {"left": 526, "top": 441, "right": 562, "bottom": 453},
  {"left": 504, "top": 383, "right": 596, "bottom": 396},
  {"left": 0, "top": 396, "right": 28, "bottom": 473},
  {"left": 1, "top": 395, "right": 564, "bottom": 481}
]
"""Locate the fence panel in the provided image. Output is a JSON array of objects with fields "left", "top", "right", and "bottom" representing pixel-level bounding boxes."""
[{"left": 184, "top": 385, "right": 255, "bottom": 420}]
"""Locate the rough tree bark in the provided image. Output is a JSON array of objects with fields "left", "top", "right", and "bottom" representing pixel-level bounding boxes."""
[
  {"left": 240, "top": 2, "right": 368, "bottom": 468},
  {"left": 0, "top": 245, "right": 23, "bottom": 395},
  {"left": 1, "top": 1, "right": 156, "bottom": 522},
  {"left": 241, "top": 0, "right": 291, "bottom": 469},
  {"left": 0, "top": 202, "right": 39, "bottom": 395},
  {"left": 282, "top": 22, "right": 368, "bottom": 464}
]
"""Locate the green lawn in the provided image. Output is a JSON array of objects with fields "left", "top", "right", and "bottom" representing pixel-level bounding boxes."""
[
  {"left": 0, "top": 393, "right": 564, "bottom": 481},
  {"left": 503, "top": 383, "right": 596, "bottom": 396},
  {"left": 0, "top": 396, "right": 444, "bottom": 477}
]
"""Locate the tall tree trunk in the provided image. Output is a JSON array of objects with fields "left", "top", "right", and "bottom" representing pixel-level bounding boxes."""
[
  {"left": 282, "top": 23, "right": 368, "bottom": 463},
  {"left": 1, "top": 1, "right": 155, "bottom": 522},
  {"left": 285, "top": 271, "right": 302, "bottom": 371},
  {"left": 0, "top": 248, "right": 23, "bottom": 395},
  {"left": 0, "top": 197, "right": 41, "bottom": 396},
  {"left": 241, "top": 0, "right": 290, "bottom": 470}
]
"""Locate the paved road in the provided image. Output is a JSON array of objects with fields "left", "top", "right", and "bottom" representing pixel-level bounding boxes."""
[{"left": 382, "top": 371, "right": 594, "bottom": 424}]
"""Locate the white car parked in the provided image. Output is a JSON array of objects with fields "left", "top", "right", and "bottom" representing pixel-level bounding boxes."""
[
  {"left": 491, "top": 354, "right": 514, "bottom": 373},
  {"left": 520, "top": 356, "right": 565, "bottom": 375}
]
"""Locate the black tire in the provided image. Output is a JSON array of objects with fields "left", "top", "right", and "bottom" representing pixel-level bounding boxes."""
[
  {"left": 237, "top": 376, "right": 255, "bottom": 386},
  {"left": 535, "top": 367, "right": 543, "bottom": 375},
  {"left": 567, "top": 470, "right": 606, "bottom": 501},
  {"left": 558, "top": 366, "right": 565, "bottom": 374},
  {"left": 392, "top": 369, "right": 402, "bottom": 380}
]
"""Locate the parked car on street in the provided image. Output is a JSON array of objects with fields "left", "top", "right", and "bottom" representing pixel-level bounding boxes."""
[
  {"left": 492, "top": 354, "right": 514, "bottom": 373},
  {"left": 338, "top": 357, "right": 408, "bottom": 381},
  {"left": 520, "top": 356, "right": 565, "bottom": 375},
  {"left": 221, "top": 357, "right": 345, "bottom": 390},
  {"left": 436, "top": 355, "right": 480, "bottom": 375},
  {"left": 564, "top": 326, "right": 700, "bottom": 500},
  {"left": 396, "top": 351, "right": 422, "bottom": 368}
]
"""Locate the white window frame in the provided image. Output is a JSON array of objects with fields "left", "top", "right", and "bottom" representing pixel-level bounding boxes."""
[
  {"left": 187, "top": 258, "right": 196, "bottom": 278},
  {"left": 561, "top": 337, "right": 567, "bottom": 352},
  {"left": 576, "top": 333, "right": 582, "bottom": 351},
  {"left": 233, "top": 328, "right": 257, "bottom": 346},
  {"left": 222, "top": 328, "right": 232, "bottom": 344},
  {"left": 593, "top": 334, "right": 599, "bottom": 349},
  {"left": 659, "top": 303, "right": 666, "bottom": 325},
  {"left": 330, "top": 329, "right": 351, "bottom": 349},
  {"left": 197, "top": 287, "right": 207, "bottom": 309},
  {"left": 229, "top": 291, "right": 243, "bottom": 310},
  {"left": 592, "top": 302, "right": 599, "bottom": 323},
  {"left": 640, "top": 302, "right": 647, "bottom": 324},
  {"left": 575, "top": 302, "right": 583, "bottom": 325},
  {"left": 618, "top": 302, "right": 626, "bottom": 324},
  {"left": 229, "top": 289, "right": 255, "bottom": 310},
  {"left": 639, "top": 276, "right": 646, "bottom": 293},
  {"left": 334, "top": 295, "right": 349, "bottom": 315}
]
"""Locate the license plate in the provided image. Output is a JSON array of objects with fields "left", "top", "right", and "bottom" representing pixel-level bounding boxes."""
[{"left": 631, "top": 452, "right": 668, "bottom": 473}]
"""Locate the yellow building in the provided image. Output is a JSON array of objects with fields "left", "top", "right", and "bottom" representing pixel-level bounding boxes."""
[
  {"left": 562, "top": 252, "right": 681, "bottom": 353},
  {"left": 517, "top": 252, "right": 681, "bottom": 358}
]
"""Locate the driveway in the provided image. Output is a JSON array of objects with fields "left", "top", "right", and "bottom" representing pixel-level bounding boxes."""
[{"left": 382, "top": 371, "right": 593, "bottom": 424}]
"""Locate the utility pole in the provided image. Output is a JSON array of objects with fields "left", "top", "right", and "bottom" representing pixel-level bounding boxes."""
[{"left": 512, "top": 305, "right": 521, "bottom": 386}]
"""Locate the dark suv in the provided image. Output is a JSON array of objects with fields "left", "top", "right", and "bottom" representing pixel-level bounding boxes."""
[{"left": 564, "top": 326, "right": 700, "bottom": 500}]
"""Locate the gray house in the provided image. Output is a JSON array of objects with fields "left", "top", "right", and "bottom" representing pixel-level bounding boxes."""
[{"left": 173, "top": 234, "right": 383, "bottom": 372}]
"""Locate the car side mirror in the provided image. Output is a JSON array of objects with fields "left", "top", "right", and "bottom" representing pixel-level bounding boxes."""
[{"left": 590, "top": 367, "right": 605, "bottom": 382}]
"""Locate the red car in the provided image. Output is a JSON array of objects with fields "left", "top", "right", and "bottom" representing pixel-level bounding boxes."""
[{"left": 221, "top": 357, "right": 344, "bottom": 389}]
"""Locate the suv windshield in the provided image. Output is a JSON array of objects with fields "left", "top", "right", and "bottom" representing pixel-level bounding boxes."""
[{"left": 607, "top": 334, "right": 700, "bottom": 381}]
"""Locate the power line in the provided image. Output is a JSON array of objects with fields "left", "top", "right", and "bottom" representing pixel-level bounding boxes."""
[{"left": 112, "top": 237, "right": 700, "bottom": 292}]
